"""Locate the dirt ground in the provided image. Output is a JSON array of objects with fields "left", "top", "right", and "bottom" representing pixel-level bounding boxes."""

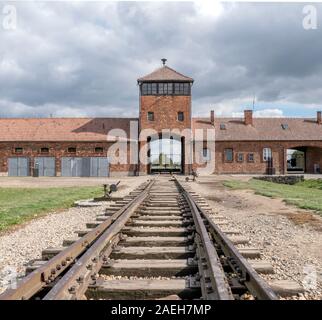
[
  {"left": 187, "top": 175, "right": 322, "bottom": 299},
  {"left": 0, "top": 176, "right": 148, "bottom": 188}
]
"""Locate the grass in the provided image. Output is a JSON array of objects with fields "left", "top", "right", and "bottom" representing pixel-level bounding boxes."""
[
  {"left": 223, "top": 178, "right": 322, "bottom": 214},
  {"left": 0, "top": 187, "right": 102, "bottom": 232}
]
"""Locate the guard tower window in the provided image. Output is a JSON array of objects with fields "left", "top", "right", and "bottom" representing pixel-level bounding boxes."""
[
  {"left": 177, "top": 112, "right": 184, "bottom": 122},
  {"left": 141, "top": 83, "right": 150, "bottom": 95},
  {"left": 151, "top": 83, "right": 157, "bottom": 95},
  {"left": 147, "top": 112, "right": 154, "bottom": 121},
  {"left": 183, "top": 83, "right": 190, "bottom": 95},
  {"left": 141, "top": 82, "right": 190, "bottom": 96}
]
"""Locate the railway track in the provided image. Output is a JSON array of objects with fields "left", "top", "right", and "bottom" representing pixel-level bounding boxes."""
[{"left": 1, "top": 176, "right": 296, "bottom": 300}]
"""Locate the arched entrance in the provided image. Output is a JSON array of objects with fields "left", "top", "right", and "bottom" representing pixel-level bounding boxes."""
[
  {"left": 286, "top": 146, "right": 322, "bottom": 174},
  {"left": 149, "top": 137, "right": 182, "bottom": 173},
  {"left": 287, "top": 148, "right": 305, "bottom": 173}
]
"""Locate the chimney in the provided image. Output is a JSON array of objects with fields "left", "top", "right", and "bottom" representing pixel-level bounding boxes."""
[
  {"left": 317, "top": 111, "right": 322, "bottom": 125},
  {"left": 210, "top": 110, "right": 215, "bottom": 125},
  {"left": 244, "top": 110, "right": 253, "bottom": 126}
]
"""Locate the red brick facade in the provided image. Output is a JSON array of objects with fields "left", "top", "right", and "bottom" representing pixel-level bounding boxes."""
[
  {"left": 0, "top": 141, "right": 135, "bottom": 176},
  {"left": 212, "top": 141, "right": 322, "bottom": 174},
  {"left": 139, "top": 95, "right": 192, "bottom": 175},
  {"left": 0, "top": 63, "right": 321, "bottom": 177}
]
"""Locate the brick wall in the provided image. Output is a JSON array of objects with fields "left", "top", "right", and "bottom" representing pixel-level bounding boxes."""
[
  {"left": 202, "top": 140, "right": 322, "bottom": 174},
  {"left": 0, "top": 141, "right": 135, "bottom": 176},
  {"left": 1, "top": 139, "right": 321, "bottom": 176},
  {"left": 139, "top": 95, "right": 191, "bottom": 132},
  {"left": 139, "top": 94, "right": 192, "bottom": 174}
]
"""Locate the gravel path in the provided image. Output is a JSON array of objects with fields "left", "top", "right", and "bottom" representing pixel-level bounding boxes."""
[
  {"left": 188, "top": 177, "right": 322, "bottom": 300},
  {"left": 0, "top": 177, "right": 147, "bottom": 294}
]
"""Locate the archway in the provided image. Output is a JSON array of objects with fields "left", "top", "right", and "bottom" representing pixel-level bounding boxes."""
[
  {"left": 149, "top": 137, "right": 182, "bottom": 173},
  {"left": 286, "top": 146, "right": 322, "bottom": 174},
  {"left": 287, "top": 148, "right": 305, "bottom": 173}
]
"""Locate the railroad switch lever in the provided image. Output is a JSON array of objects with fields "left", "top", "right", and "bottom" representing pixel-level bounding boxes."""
[
  {"left": 103, "top": 181, "right": 121, "bottom": 198},
  {"left": 185, "top": 170, "right": 198, "bottom": 182}
]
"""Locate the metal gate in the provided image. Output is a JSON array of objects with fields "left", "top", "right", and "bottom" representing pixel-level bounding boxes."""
[
  {"left": 90, "top": 157, "right": 109, "bottom": 177},
  {"left": 8, "top": 157, "right": 30, "bottom": 176},
  {"left": 61, "top": 157, "right": 109, "bottom": 177},
  {"left": 34, "top": 157, "right": 56, "bottom": 177}
]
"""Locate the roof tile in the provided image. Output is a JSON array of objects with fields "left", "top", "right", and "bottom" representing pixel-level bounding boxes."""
[{"left": 138, "top": 66, "right": 193, "bottom": 82}]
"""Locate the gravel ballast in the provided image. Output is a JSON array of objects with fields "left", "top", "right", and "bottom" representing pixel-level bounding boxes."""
[
  {"left": 187, "top": 176, "right": 322, "bottom": 300},
  {"left": 0, "top": 177, "right": 147, "bottom": 294}
]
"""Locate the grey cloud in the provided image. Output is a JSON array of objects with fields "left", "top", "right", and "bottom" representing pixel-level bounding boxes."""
[{"left": 0, "top": 2, "right": 322, "bottom": 118}]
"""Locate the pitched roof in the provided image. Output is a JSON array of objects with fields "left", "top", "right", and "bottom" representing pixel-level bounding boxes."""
[
  {"left": 0, "top": 118, "right": 138, "bottom": 142},
  {"left": 192, "top": 117, "right": 322, "bottom": 141},
  {"left": 138, "top": 66, "right": 193, "bottom": 82}
]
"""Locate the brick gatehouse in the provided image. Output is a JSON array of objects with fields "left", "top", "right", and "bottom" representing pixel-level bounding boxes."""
[{"left": 0, "top": 61, "right": 321, "bottom": 176}]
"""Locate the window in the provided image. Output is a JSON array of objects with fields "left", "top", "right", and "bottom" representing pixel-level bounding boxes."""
[
  {"left": 202, "top": 148, "right": 211, "bottom": 161},
  {"left": 95, "top": 147, "right": 103, "bottom": 153},
  {"left": 281, "top": 124, "right": 289, "bottom": 130},
  {"left": 167, "top": 83, "right": 173, "bottom": 94},
  {"left": 224, "top": 148, "right": 233, "bottom": 162},
  {"left": 14, "top": 147, "right": 23, "bottom": 154},
  {"left": 68, "top": 147, "right": 76, "bottom": 153},
  {"left": 151, "top": 83, "right": 157, "bottom": 95},
  {"left": 177, "top": 112, "right": 184, "bottom": 121},
  {"left": 141, "top": 83, "right": 150, "bottom": 95},
  {"left": 220, "top": 124, "right": 226, "bottom": 130},
  {"left": 141, "top": 82, "right": 189, "bottom": 95},
  {"left": 248, "top": 153, "right": 255, "bottom": 162},
  {"left": 40, "top": 147, "right": 49, "bottom": 154},
  {"left": 237, "top": 153, "right": 244, "bottom": 162},
  {"left": 147, "top": 112, "right": 154, "bottom": 121},
  {"left": 183, "top": 83, "right": 190, "bottom": 95},
  {"left": 263, "top": 148, "right": 272, "bottom": 161},
  {"left": 158, "top": 83, "right": 165, "bottom": 95}
]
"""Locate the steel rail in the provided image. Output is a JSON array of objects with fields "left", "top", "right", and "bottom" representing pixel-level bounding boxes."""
[
  {"left": 176, "top": 178, "right": 278, "bottom": 300},
  {"left": 198, "top": 204, "right": 278, "bottom": 300},
  {"left": 0, "top": 180, "right": 154, "bottom": 300},
  {"left": 43, "top": 179, "right": 155, "bottom": 300},
  {"left": 179, "top": 185, "right": 234, "bottom": 300}
]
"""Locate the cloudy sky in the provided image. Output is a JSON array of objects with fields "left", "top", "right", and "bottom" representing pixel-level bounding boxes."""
[{"left": 0, "top": 1, "right": 322, "bottom": 118}]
